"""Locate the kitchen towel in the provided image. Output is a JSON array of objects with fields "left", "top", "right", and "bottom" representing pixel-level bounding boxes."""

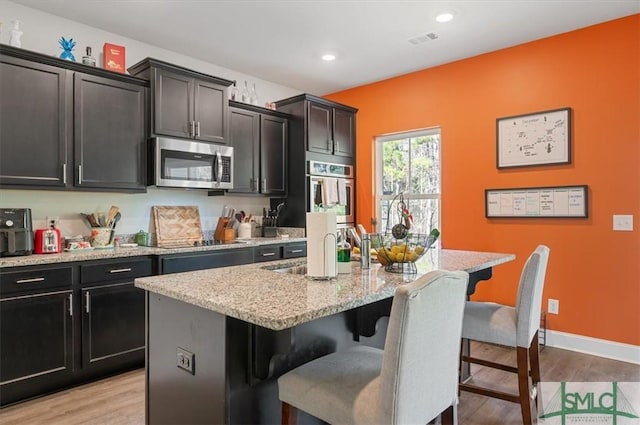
[
  {"left": 337, "top": 178, "right": 347, "bottom": 206},
  {"left": 321, "top": 178, "right": 339, "bottom": 206},
  {"left": 306, "top": 212, "right": 337, "bottom": 279}
]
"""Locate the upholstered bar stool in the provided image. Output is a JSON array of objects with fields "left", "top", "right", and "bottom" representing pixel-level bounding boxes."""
[
  {"left": 278, "top": 270, "right": 470, "bottom": 425},
  {"left": 460, "top": 245, "right": 550, "bottom": 425}
]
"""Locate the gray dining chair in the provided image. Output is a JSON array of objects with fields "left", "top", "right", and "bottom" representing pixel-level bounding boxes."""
[
  {"left": 278, "top": 269, "right": 470, "bottom": 425},
  {"left": 460, "top": 244, "right": 550, "bottom": 425}
]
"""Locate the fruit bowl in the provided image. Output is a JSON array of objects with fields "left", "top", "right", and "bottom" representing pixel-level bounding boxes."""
[{"left": 370, "top": 231, "right": 439, "bottom": 273}]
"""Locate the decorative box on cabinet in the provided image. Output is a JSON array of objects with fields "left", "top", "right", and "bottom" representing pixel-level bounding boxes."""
[
  {"left": 227, "top": 101, "right": 288, "bottom": 196},
  {"left": 128, "top": 58, "right": 233, "bottom": 144},
  {"left": 0, "top": 45, "right": 148, "bottom": 192}
]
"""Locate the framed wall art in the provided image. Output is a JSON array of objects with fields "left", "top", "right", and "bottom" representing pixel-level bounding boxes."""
[
  {"left": 485, "top": 185, "right": 588, "bottom": 218},
  {"left": 496, "top": 107, "right": 571, "bottom": 168}
]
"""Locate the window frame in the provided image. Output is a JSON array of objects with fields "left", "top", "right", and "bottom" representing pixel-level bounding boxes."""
[{"left": 374, "top": 127, "right": 442, "bottom": 234}]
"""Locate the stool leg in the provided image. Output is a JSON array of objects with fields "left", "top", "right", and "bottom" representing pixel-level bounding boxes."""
[
  {"left": 530, "top": 337, "right": 541, "bottom": 386},
  {"left": 516, "top": 347, "right": 535, "bottom": 425},
  {"left": 282, "top": 402, "right": 297, "bottom": 425},
  {"left": 441, "top": 404, "right": 457, "bottom": 425}
]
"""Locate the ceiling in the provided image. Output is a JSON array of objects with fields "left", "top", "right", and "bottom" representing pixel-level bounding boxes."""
[{"left": 12, "top": 0, "right": 640, "bottom": 95}]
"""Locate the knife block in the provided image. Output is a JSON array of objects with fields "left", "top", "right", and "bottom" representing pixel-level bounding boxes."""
[{"left": 214, "top": 217, "right": 235, "bottom": 242}]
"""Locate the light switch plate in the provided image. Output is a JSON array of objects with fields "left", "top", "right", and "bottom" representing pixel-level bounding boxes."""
[{"left": 613, "top": 215, "right": 633, "bottom": 231}]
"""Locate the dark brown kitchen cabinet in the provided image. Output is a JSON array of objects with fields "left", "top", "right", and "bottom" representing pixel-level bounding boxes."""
[
  {"left": 128, "top": 58, "right": 233, "bottom": 144},
  {"left": 228, "top": 101, "right": 288, "bottom": 196},
  {"left": 74, "top": 73, "right": 146, "bottom": 191},
  {"left": 0, "top": 44, "right": 149, "bottom": 193},
  {"left": 79, "top": 258, "right": 152, "bottom": 370},
  {"left": 81, "top": 282, "right": 145, "bottom": 368},
  {"left": 0, "top": 265, "right": 74, "bottom": 407},
  {"left": 0, "top": 53, "right": 70, "bottom": 187},
  {"left": 276, "top": 94, "right": 357, "bottom": 159}
]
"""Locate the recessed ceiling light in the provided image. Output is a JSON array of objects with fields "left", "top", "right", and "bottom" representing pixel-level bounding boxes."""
[
  {"left": 321, "top": 53, "right": 336, "bottom": 61},
  {"left": 436, "top": 12, "right": 454, "bottom": 23}
]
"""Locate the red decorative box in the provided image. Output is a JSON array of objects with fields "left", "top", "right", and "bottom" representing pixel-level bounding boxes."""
[{"left": 103, "top": 43, "right": 125, "bottom": 73}]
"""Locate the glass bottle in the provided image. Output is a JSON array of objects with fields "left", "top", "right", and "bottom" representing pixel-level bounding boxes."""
[
  {"left": 229, "top": 80, "right": 238, "bottom": 101},
  {"left": 82, "top": 46, "right": 96, "bottom": 67},
  {"left": 337, "top": 228, "right": 351, "bottom": 274},
  {"left": 241, "top": 80, "right": 250, "bottom": 103},
  {"left": 249, "top": 82, "right": 258, "bottom": 105}
]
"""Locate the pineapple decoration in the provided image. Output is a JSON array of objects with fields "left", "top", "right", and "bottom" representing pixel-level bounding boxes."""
[{"left": 59, "top": 37, "right": 77, "bottom": 62}]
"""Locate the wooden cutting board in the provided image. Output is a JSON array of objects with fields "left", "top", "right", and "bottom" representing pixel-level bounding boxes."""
[{"left": 152, "top": 206, "right": 203, "bottom": 248}]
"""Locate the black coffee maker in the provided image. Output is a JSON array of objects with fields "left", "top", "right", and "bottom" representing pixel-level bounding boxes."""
[{"left": 0, "top": 208, "right": 34, "bottom": 257}]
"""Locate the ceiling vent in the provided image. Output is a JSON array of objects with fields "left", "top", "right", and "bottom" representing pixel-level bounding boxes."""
[{"left": 408, "top": 32, "right": 439, "bottom": 45}]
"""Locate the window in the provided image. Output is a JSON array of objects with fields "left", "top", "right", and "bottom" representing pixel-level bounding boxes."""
[{"left": 375, "top": 128, "right": 441, "bottom": 236}]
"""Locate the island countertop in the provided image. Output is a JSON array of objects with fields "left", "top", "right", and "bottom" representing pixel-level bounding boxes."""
[{"left": 135, "top": 249, "right": 515, "bottom": 331}]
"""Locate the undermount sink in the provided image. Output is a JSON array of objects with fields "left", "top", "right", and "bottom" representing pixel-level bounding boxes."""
[{"left": 263, "top": 262, "right": 307, "bottom": 274}]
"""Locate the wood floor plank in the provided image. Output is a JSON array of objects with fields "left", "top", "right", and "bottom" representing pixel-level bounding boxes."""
[{"left": 0, "top": 344, "right": 637, "bottom": 424}]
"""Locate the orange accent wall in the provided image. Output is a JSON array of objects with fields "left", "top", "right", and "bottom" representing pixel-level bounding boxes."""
[{"left": 326, "top": 15, "right": 640, "bottom": 346}]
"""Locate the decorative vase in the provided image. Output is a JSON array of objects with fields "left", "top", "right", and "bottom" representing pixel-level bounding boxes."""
[
  {"left": 58, "top": 36, "right": 76, "bottom": 62},
  {"left": 9, "top": 20, "right": 23, "bottom": 47}
]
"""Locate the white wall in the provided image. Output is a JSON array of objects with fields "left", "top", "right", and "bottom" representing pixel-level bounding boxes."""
[{"left": 0, "top": 1, "right": 302, "bottom": 237}]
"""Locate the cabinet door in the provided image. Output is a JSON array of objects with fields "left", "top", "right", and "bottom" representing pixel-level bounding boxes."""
[
  {"left": 0, "top": 56, "right": 70, "bottom": 187},
  {"left": 333, "top": 108, "right": 355, "bottom": 158},
  {"left": 81, "top": 283, "right": 145, "bottom": 368},
  {"left": 154, "top": 69, "right": 193, "bottom": 138},
  {"left": 0, "top": 290, "right": 73, "bottom": 405},
  {"left": 307, "top": 102, "right": 332, "bottom": 154},
  {"left": 260, "top": 115, "right": 287, "bottom": 195},
  {"left": 228, "top": 107, "right": 259, "bottom": 193},
  {"left": 194, "top": 79, "right": 227, "bottom": 143},
  {"left": 74, "top": 73, "right": 146, "bottom": 191}
]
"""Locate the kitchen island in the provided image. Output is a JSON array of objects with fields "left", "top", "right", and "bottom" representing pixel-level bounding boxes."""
[{"left": 135, "top": 249, "right": 514, "bottom": 424}]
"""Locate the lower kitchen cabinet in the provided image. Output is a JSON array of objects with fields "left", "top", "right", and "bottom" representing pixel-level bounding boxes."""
[
  {"left": 0, "top": 265, "right": 74, "bottom": 406},
  {"left": 78, "top": 258, "right": 153, "bottom": 371},
  {"left": 159, "top": 247, "right": 254, "bottom": 274},
  {"left": 0, "top": 257, "right": 154, "bottom": 407},
  {"left": 81, "top": 282, "right": 145, "bottom": 368}
]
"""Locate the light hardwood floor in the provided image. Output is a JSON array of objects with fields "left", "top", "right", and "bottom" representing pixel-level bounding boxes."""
[{"left": 1, "top": 343, "right": 638, "bottom": 425}]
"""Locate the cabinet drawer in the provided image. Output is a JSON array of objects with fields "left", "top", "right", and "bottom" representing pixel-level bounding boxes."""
[
  {"left": 81, "top": 258, "right": 154, "bottom": 284},
  {"left": 1, "top": 266, "right": 73, "bottom": 297},
  {"left": 283, "top": 243, "right": 307, "bottom": 259},
  {"left": 254, "top": 245, "right": 282, "bottom": 262}
]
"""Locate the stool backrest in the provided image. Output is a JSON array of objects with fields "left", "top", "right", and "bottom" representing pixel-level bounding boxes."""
[
  {"left": 379, "top": 270, "right": 469, "bottom": 424},
  {"left": 515, "top": 245, "right": 551, "bottom": 347}
]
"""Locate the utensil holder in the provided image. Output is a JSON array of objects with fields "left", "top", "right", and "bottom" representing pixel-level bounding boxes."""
[{"left": 214, "top": 217, "right": 235, "bottom": 242}]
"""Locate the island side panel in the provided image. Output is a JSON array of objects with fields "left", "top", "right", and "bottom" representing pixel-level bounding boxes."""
[{"left": 147, "top": 293, "right": 226, "bottom": 425}]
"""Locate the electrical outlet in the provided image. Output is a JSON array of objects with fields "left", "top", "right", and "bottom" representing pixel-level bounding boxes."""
[
  {"left": 177, "top": 347, "right": 195, "bottom": 374},
  {"left": 613, "top": 214, "right": 633, "bottom": 231},
  {"left": 548, "top": 299, "right": 559, "bottom": 315}
]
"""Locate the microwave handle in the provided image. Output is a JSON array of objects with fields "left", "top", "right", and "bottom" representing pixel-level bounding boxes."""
[{"left": 215, "top": 151, "right": 222, "bottom": 184}]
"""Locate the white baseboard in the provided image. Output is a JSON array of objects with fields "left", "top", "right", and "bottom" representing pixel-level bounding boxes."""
[{"left": 544, "top": 329, "right": 640, "bottom": 365}]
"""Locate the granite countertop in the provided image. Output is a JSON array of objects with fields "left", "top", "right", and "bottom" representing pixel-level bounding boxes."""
[
  {"left": 0, "top": 237, "right": 306, "bottom": 268},
  {"left": 135, "top": 249, "right": 515, "bottom": 331}
]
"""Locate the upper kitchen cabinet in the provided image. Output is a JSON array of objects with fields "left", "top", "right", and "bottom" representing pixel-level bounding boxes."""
[
  {"left": 0, "top": 51, "right": 70, "bottom": 187},
  {"left": 128, "top": 58, "right": 233, "bottom": 144},
  {"left": 74, "top": 73, "right": 146, "bottom": 191},
  {"left": 0, "top": 45, "right": 148, "bottom": 193},
  {"left": 275, "top": 94, "right": 357, "bottom": 161},
  {"left": 227, "top": 101, "right": 288, "bottom": 196}
]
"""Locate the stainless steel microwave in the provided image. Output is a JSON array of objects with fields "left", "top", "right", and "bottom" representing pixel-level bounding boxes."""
[{"left": 152, "top": 137, "right": 234, "bottom": 190}]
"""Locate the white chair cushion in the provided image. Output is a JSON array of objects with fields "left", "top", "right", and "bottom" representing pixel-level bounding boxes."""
[
  {"left": 462, "top": 301, "right": 517, "bottom": 347},
  {"left": 278, "top": 345, "right": 384, "bottom": 425}
]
